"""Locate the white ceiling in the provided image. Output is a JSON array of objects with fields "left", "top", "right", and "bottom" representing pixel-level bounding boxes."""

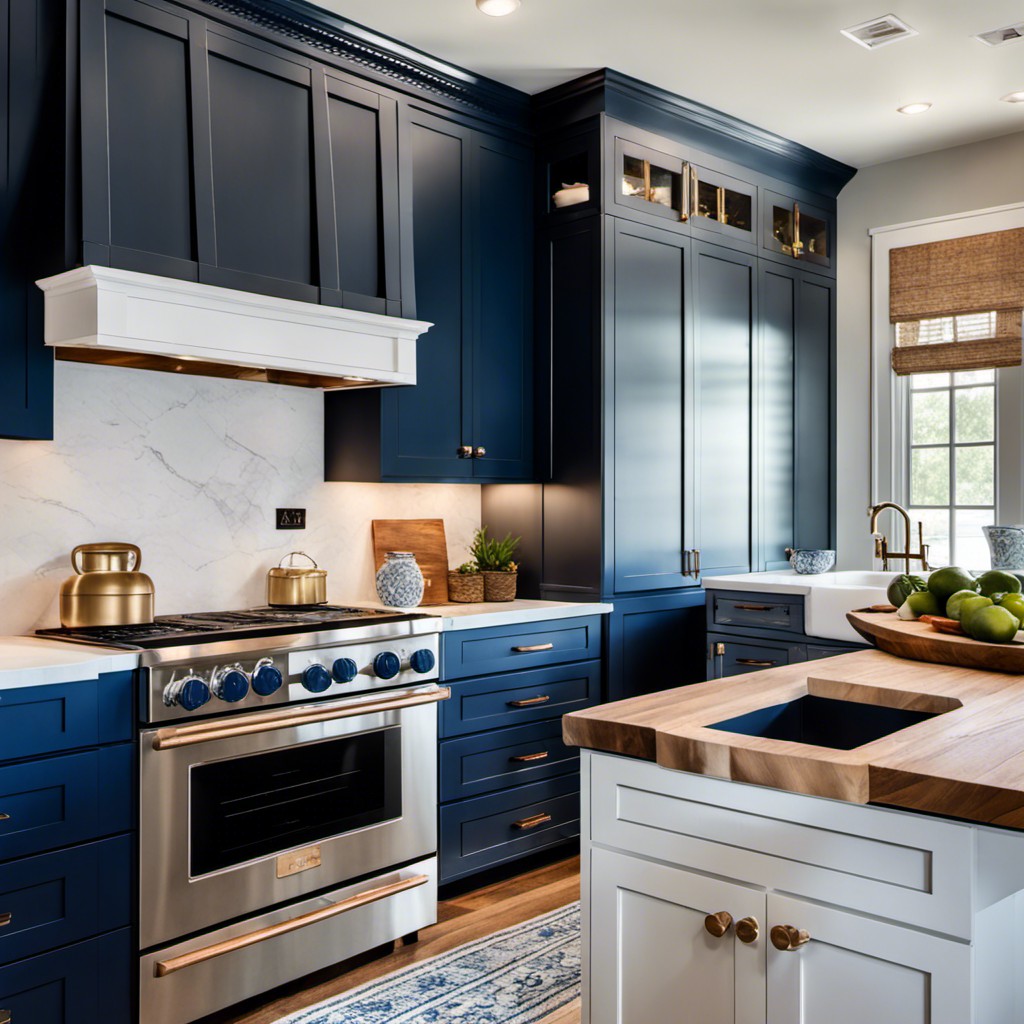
[{"left": 310, "top": 0, "right": 1024, "bottom": 168}]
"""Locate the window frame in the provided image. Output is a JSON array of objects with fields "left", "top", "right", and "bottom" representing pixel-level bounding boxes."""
[{"left": 870, "top": 203, "right": 1024, "bottom": 566}]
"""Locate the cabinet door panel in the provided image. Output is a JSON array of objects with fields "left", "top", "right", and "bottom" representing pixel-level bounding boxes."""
[
  {"left": 203, "top": 34, "right": 316, "bottom": 300},
  {"left": 380, "top": 113, "right": 472, "bottom": 479},
  {"left": 611, "top": 221, "right": 689, "bottom": 592},
  {"left": 766, "top": 894, "right": 970, "bottom": 1024},
  {"left": 693, "top": 243, "right": 754, "bottom": 577},
  {"left": 472, "top": 138, "right": 532, "bottom": 480},
  {"left": 589, "top": 848, "right": 765, "bottom": 1024}
]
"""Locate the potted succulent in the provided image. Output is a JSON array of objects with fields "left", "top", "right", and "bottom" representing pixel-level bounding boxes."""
[
  {"left": 447, "top": 560, "right": 484, "bottom": 603},
  {"left": 469, "top": 527, "right": 520, "bottom": 602}
]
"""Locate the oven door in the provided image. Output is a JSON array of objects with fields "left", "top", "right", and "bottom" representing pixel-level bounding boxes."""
[{"left": 139, "top": 683, "right": 446, "bottom": 950}]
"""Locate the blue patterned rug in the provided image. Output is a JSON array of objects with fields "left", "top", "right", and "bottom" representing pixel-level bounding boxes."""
[{"left": 276, "top": 901, "right": 581, "bottom": 1024}]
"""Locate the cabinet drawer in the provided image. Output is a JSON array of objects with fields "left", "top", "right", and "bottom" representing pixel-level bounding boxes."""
[
  {"left": 440, "top": 774, "right": 580, "bottom": 883},
  {"left": 0, "top": 673, "right": 132, "bottom": 763},
  {"left": 589, "top": 751, "right": 974, "bottom": 939},
  {"left": 441, "top": 616, "right": 602, "bottom": 680},
  {"left": 709, "top": 636, "right": 805, "bottom": 678},
  {"left": 0, "top": 746, "right": 133, "bottom": 862},
  {"left": 440, "top": 661, "right": 600, "bottom": 738},
  {"left": 0, "top": 927, "right": 131, "bottom": 1024},
  {"left": 710, "top": 592, "right": 804, "bottom": 634},
  {"left": 0, "top": 836, "right": 131, "bottom": 966},
  {"left": 440, "top": 719, "right": 579, "bottom": 801}
]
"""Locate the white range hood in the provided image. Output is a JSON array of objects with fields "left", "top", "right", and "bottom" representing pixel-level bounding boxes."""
[{"left": 35, "top": 266, "right": 432, "bottom": 389}]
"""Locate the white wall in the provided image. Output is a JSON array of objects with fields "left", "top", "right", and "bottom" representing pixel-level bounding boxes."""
[
  {"left": 0, "top": 361, "right": 481, "bottom": 635},
  {"left": 836, "top": 130, "right": 1024, "bottom": 568}
]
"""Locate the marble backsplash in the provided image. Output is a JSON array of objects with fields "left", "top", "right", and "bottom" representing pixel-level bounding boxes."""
[{"left": 0, "top": 361, "right": 481, "bottom": 635}]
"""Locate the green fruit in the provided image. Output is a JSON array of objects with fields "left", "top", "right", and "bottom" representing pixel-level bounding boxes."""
[
  {"left": 946, "top": 589, "right": 983, "bottom": 621},
  {"left": 886, "top": 574, "right": 928, "bottom": 608},
  {"left": 905, "top": 591, "right": 941, "bottom": 618},
  {"left": 959, "top": 595, "right": 994, "bottom": 632},
  {"left": 966, "top": 605, "right": 1021, "bottom": 644},
  {"left": 976, "top": 570, "right": 1023, "bottom": 597},
  {"left": 927, "top": 567, "right": 977, "bottom": 605},
  {"left": 999, "top": 593, "right": 1024, "bottom": 621}
]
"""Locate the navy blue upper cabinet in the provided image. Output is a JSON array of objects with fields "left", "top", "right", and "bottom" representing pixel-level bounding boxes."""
[
  {"left": 0, "top": 0, "right": 61, "bottom": 439},
  {"left": 324, "top": 111, "right": 534, "bottom": 484}
]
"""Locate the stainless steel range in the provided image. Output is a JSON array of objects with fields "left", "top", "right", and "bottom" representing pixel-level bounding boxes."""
[{"left": 41, "top": 606, "right": 446, "bottom": 1024}]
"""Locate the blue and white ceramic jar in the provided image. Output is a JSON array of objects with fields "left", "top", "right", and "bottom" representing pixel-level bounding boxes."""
[{"left": 375, "top": 551, "right": 424, "bottom": 608}]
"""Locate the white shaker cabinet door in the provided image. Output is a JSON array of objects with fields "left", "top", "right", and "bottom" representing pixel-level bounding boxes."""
[
  {"left": 766, "top": 893, "right": 971, "bottom": 1024},
  {"left": 589, "top": 847, "right": 766, "bottom": 1024}
]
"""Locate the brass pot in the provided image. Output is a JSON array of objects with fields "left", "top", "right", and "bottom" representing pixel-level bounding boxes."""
[
  {"left": 60, "top": 542, "right": 155, "bottom": 628},
  {"left": 267, "top": 552, "right": 327, "bottom": 607}
]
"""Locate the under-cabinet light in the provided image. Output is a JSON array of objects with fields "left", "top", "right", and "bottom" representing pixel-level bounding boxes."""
[{"left": 476, "top": 0, "right": 520, "bottom": 15}]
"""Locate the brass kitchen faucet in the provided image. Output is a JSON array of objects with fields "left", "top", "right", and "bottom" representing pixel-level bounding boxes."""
[{"left": 868, "top": 501, "right": 931, "bottom": 573}]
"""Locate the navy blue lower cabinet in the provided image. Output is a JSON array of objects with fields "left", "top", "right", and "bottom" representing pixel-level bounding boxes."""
[
  {"left": 0, "top": 927, "right": 132, "bottom": 1024},
  {"left": 439, "top": 774, "right": 581, "bottom": 883}
]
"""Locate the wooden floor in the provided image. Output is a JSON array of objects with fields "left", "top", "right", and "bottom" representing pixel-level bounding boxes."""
[{"left": 212, "top": 854, "right": 582, "bottom": 1024}]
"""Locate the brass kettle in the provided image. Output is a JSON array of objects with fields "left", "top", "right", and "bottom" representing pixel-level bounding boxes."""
[{"left": 59, "top": 542, "right": 155, "bottom": 628}]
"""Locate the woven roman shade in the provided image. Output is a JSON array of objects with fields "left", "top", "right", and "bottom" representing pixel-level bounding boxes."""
[{"left": 889, "top": 227, "right": 1024, "bottom": 375}]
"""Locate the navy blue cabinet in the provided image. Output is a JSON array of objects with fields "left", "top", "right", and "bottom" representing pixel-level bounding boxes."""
[
  {"left": 325, "top": 110, "right": 534, "bottom": 483},
  {"left": 0, "top": 0, "right": 61, "bottom": 439},
  {"left": 0, "top": 672, "right": 134, "bottom": 1024}
]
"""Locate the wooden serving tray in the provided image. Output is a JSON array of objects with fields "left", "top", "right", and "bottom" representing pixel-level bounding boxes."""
[{"left": 847, "top": 609, "right": 1024, "bottom": 673}]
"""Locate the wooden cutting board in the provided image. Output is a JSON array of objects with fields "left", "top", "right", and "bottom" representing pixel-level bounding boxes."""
[
  {"left": 372, "top": 519, "right": 449, "bottom": 605},
  {"left": 848, "top": 609, "right": 1024, "bottom": 673}
]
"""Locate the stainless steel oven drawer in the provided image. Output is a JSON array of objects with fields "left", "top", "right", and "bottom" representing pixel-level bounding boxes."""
[{"left": 139, "top": 859, "right": 437, "bottom": 1024}]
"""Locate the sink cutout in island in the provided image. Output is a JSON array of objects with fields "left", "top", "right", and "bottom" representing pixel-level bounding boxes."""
[{"left": 707, "top": 694, "right": 943, "bottom": 751}]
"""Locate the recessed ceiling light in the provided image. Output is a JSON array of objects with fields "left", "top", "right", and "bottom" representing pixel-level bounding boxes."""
[
  {"left": 475, "top": 0, "right": 520, "bottom": 15},
  {"left": 1001, "top": 91, "right": 1024, "bottom": 103},
  {"left": 897, "top": 102, "right": 932, "bottom": 115}
]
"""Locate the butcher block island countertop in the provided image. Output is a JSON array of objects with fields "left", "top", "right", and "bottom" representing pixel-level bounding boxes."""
[{"left": 563, "top": 646, "right": 1024, "bottom": 830}]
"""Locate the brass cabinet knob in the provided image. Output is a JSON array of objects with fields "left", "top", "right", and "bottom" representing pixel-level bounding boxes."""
[
  {"left": 472, "top": 445, "right": 487, "bottom": 458},
  {"left": 704, "top": 911, "right": 733, "bottom": 938},
  {"left": 770, "top": 924, "right": 810, "bottom": 951},
  {"left": 457, "top": 445, "right": 473, "bottom": 458},
  {"left": 735, "top": 916, "right": 760, "bottom": 944}
]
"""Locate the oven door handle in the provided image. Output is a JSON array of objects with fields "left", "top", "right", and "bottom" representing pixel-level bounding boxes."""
[
  {"left": 153, "top": 873, "right": 430, "bottom": 977},
  {"left": 150, "top": 684, "right": 450, "bottom": 750}
]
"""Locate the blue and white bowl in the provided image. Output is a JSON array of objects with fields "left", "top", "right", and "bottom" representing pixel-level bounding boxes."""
[{"left": 789, "top": 549, "right": 836, "bottom": 575}]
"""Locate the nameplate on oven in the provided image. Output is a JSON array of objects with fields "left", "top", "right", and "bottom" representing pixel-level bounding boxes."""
[{"left": 277, "top": 845, "right": 322, "bottom": 878}]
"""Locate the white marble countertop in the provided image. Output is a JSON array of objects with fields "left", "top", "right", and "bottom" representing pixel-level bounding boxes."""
[
  {"left": 0, "top": 636, "right": 140, "bottom": 689},
  {"left": 701, "top": 571, "right": 819, "bottom": 595},
  {"left": 416, "top": 598, "right": 614, "bottom": 632}
]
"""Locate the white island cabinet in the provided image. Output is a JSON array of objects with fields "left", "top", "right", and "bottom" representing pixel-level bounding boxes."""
[{"left": 581, "top": 749, "right": 1024, "bottom": 1023}]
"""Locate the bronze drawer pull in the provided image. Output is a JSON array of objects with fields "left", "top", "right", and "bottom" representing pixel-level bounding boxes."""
[
  {"left": 0, "top": 814, "right": 9, "bottom": 822},
  {"left": 511, "top": 812, "right": 552, "bottom": 830},
  {"left": 512, "top": 643, "right": 554, "bottom": 653},
  {"left": 736, "top": 658, "right": 776, "bottom": 667},
  {"left": 154, "top": 873, "right": 430, "bottom": 977},
  {"left": 733, "top": 603, "right": 778, "bottom": 612},
  {"left": 704, "top": 911, "right": 733, "bottom": 937},
  {"left": 509, "top": 751, "right": 549, "bottom": 763},
  {"left": 507, "top": 695, "right": 551, "bottom": 707},
  {"left": 0, "top": 913, "right": 10, "bottom": 929},
  {"left": 771, "top": 924, "right": 810, "bottom": 951}
]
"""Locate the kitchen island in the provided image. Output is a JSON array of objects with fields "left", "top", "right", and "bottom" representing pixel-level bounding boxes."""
[{"left": 564, "top": 648, "right": 1024, "bottom": 1023}]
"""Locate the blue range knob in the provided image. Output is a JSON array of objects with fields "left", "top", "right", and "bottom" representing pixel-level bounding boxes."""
[
  {"left": 373, "top": 651, "right": 401, "bottom": 680},
  {"left": 164, "top": 676, "right": 211, "bottom": 712},
  {"left": 212, "top": 666, "right": 249, "bottom": 703},
  {"left": 332, "top": 657, "right": 359, "bottom": 683},
  {"left": 409, "top": 648, "right": 436, "bottom": 675},
  {"left": 302, "top": 663, "right": 333, "bottom": 693},
  {"left": 251, "top": 660, "right": 283, "bottom": 696}
]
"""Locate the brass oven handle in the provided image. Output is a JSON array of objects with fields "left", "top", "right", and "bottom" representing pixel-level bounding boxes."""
[
  {"left": 0, "top": 913, "right": 10, "bottom": 928},
  {"left": 736, "top": 658, "right": 776, "bottom": 667},
  {"left": 152, "top": 686, "right": 450, "bottom": 750},
  {"left": 512, "top": 812, "right": 552, "bottom": 830},
  {"left": 507, "top": 695, "right": 551, "bottom": 707},
  {"left": 154, "top": 873, "right": 430, "bottom": 977},
  {"left": 512, "top": 643, "right": 554, "bottom": 653},
  {"left": 734, "top": 603, "right": 774, "bottom": 612},
  {"left": 510, "top": 751, "right": 549, "bottom": 763}
]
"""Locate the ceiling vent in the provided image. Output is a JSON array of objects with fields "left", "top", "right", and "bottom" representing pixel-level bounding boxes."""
[
  {"left": 974, "top": 22, "right": 1024, "bottom": 46},
  {"left": 841, "top": 14, "right": 918, "bottom": 49}
]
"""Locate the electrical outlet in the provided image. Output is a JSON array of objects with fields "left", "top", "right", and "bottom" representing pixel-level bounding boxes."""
[{"left": 276, "top": 508, "right": 306, "bottom": 530}]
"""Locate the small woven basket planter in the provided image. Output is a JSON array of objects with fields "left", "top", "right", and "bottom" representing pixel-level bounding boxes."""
[
  {"left": 482, "top": 571, "right": 517, "bottom": 602},
  {"left": 448, "top": 571, "right": 484, "bottom": 603}
]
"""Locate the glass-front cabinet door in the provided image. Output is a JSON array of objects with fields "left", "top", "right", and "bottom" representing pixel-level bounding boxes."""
[
  {"left": 689, "top": 164, "right": 757, "bottom": 248},
  {"left": 763, "top": 190, "right": 833, "bottom": 270},
  {"left": 614, "top": 138, "right": 689, "bottom": 224}
]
